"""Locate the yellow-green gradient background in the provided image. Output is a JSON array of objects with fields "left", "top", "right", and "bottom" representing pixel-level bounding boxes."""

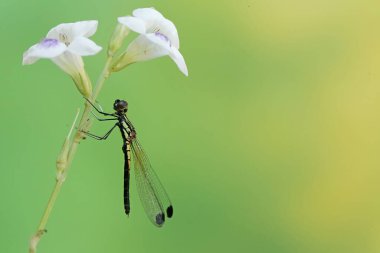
[{"left": 1, "top": 1, "right": 380, "bottom": 252}]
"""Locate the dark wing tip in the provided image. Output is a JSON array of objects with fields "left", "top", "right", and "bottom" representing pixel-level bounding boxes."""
[
  {"left": 166, "top": 205, "right": 174, "bottom": 218},
  {"left": 155, "top": 212, "right": 165, "bottom": 226}
]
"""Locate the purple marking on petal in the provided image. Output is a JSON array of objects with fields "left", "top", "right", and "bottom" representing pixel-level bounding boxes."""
[
  {"left": 155, "top": 32, "right": 171, "bottom": 46},
  {"left": 39, "top": 38, "right": 59, "bottom": 48}
]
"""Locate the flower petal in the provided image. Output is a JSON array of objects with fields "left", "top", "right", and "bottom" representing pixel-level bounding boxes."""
[
  {"left": 47, "top": 20, "right": 98, "bottom": 44},
  {"left": 47, "top": 23, "right": 75, "bottom": 41},
  {"left": 72, "top": 20, "right": 98, "bottom": 38},
  {"left": 112, "top": 34, "right": 170, "bottom": 71},
  {"left": 22, "top": 53, "right": 39, "bottom": 65},
  {"left": 154, "top": 18, "right": 180, "bottom": 49},
  {"left": 168, "top": 47, "right": 188, "bottom": 76},
  {"left": 22, "top": 44, "right": 42, "bottom": 65},
  {"left": 125, "top": 34, "right": 170, "bottom": 62},
  {"left": 133, "top": 8, "right": 164, "bottom": 20},
  {"left": 22, "top": 39, "right": 67, "bottom": 65},
  {"left": 67, "top": 37, "right": 102, "bottom": 56},
  {"left": 145, "top": 33, "right": 187, "bottom": 75},
  {"left": 132, "top": 8, "right": 180, "bottom": 49},
  {"left": 118, "top": 16, "right": 146, "bottom": 34},
  {"left": 120, "top": 8, "right": 180, "bottom": 49},
  {"left": 145, "top": 33, "right": 172, "bottom": 50}
]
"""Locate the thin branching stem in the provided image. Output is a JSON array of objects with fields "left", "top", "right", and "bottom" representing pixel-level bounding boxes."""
[{"left": 29, "top": 56, "right": 113, "bottom": 253}]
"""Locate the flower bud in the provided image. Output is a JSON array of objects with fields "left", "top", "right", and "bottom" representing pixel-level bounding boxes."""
[
  {"left": 108, "top": 23, "right": 130, "bottom": 57},
  {"left": 56, "top": 108, "right": 80, "bottom": 181},
  {"left": 56, "top": 138, "right": 69, "bottom": 181}
]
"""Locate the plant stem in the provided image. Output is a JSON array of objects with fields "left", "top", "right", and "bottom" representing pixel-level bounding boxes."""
[
  {"left": 92, "top": 56, "right": 113, "bottom": 101},
  {"left": 29, "top": 56, "right": 113, "bottom": 253}
]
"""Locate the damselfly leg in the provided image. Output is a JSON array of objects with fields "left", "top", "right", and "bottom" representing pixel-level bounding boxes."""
[{"left": 83, "top": 124, "right": 118, "bottom": 140}]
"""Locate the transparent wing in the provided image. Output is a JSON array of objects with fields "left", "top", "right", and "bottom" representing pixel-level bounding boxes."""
[{"left": 131, "top": 138, "right": 173, "bottom": 227}]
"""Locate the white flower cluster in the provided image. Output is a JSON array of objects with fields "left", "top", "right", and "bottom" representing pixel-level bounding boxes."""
[{"left": 22, "top": 8, "right": 188, "bottom": 97}]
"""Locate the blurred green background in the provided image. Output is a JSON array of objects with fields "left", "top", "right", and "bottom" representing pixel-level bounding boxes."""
[{"left": 1, "top": 0, "right": 380, "bottom": 252}]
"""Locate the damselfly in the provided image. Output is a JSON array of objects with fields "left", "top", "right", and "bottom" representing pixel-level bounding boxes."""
[{"left": 83, "top": 99, "right": 173, "bottom": 227}]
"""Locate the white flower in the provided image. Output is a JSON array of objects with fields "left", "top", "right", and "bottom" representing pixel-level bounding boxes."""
[
  {"left": 113, "top": 8, "right": 188, "bottom": 76},
  {"left": 22, "top": 20, "right": 102, "bottom": 97}
]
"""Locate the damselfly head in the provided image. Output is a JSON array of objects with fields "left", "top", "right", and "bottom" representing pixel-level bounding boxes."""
[{"left": 113, "top": 99, "right": 128, "bottom": 113}]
